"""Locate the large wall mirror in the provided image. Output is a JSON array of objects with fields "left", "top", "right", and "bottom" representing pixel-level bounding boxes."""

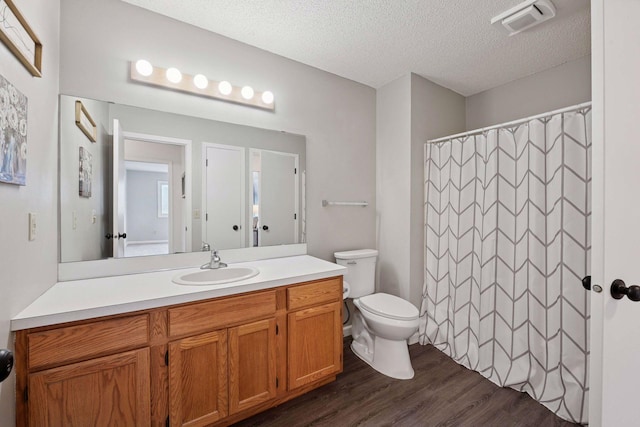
[{"left": 59, "top": 94, "right": 306, "bottom": 263}]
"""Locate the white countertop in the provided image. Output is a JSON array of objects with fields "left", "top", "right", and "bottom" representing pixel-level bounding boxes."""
[{"left": 12, "top": 255, "right": 346, "bottom": 331}]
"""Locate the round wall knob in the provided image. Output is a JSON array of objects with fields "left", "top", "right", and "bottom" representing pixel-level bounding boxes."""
[
  {"left": 582, "top": 276, "right": 591, "bottom": 291},
  {"left": 262, "top": 225, "right": 269, "bottom": 231},
  {"left": 233, "top": 225, "right": 239, "bottom": 231},
  {"left": 611, "top": 279, "right": 640, "bottom": 302}
]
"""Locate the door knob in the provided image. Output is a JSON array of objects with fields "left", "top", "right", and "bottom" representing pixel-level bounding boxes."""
[
  {"left": 262, "top": 225, "right": 269, "bottom": 231},
  {"left": 233, "top": 225, "right": 239, "bottom": 231},
  {"left": 611, "top": 279, "right": 640, "bottom": 302},
  {"left": 105, "top": 233, "right": 113, "bottom": 239},
  {"left": 114, "top": 233, "right": 127, "bottom": 239}
]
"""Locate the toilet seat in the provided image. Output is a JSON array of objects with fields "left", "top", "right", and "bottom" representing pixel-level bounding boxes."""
[{"left": 357, "top": 293, "right": 419, "bottom": 321}]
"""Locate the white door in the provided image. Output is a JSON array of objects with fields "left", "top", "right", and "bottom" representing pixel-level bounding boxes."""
[
  {"left": 258, "top": 150, "right": 298, "bottom": 247},
  {"left": 590, "top": 1, "right": 640, "bottom": 425},
  {"left": 203, "top": 144, "right": 244, "bottom": 249},
  {"left": 112, "top": 119, "right": 126, "bottom": 258}
]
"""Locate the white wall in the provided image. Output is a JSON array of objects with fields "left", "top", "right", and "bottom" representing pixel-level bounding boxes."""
[
  {"left": 376, "top": 75, "right": 412, "bottom": 298},
  {"left": 376, "top": 74, "right": 465, "bottom": 306},
  {"left": 0, "top": 0, "right": 60, "bottom": 422},
  {"left": 60, "top": 0, "right": 376, "bottom": 262},
  {"left": 466, "top": 55, "right": 591, "bottom": 129},
  {"left": 409, "top": 74, "right": 466, "bottom": 307},
  {"left": 59, "top": 96, "right": 110, "bottom": 262}
]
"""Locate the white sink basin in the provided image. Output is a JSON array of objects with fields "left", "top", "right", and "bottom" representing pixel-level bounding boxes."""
[{"left": 172, "top": 267, "right": 259, "bottom": 286}]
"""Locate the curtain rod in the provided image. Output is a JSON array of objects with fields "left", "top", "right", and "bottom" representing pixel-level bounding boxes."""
[{"left": 427, "top": 101, "right": 592, "bottom": 144}]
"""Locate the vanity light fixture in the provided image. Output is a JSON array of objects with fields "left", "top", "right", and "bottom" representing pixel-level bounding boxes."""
[
  {"left": 261, "top": 91, "right": 274, "bottom": 105},
  {"left": 135, "top": 59, "right": 154, "bottom": 77},
  {"left": 193, "top": 74, "right": 209, "bottom": 89},
  {"left": 130, "top": 60, "right": 275, "bottom": 111},
  {"left": 165, "top": 67, "right": 182, "bottom": 83},
  {"left": 241, "top": 86, "right": 254, "bottom": 100},
  {"left": 218, "top": 81, "right": 233, "bottom": 95}
]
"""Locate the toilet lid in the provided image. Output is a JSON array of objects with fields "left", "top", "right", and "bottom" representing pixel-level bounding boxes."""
[{"left": 358, "top": 293, "right": 419, "bottom": 321}]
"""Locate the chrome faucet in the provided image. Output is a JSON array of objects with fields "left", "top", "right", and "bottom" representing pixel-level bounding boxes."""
[{"left": 201, "top": 249, "right": 228, "bottom": 269}]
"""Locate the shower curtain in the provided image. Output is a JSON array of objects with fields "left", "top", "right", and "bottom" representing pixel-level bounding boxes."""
[{"left": 419, "top": 106, "right": 591, "bottom": 424}]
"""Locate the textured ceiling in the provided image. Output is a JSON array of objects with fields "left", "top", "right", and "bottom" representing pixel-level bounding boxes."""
[{"left": 122, "top": 0, "right": 591, "bottom": 96}]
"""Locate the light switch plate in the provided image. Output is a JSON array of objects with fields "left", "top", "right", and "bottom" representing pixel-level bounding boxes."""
[
  {"left": 194, "top": 209, "right": 201, "bottom": 220},
  {"left": 28, "top": 213, "right": 36, "bottom": 241},
  {"left": 72, "top": 211, "right": 77, "bottom": 230}
]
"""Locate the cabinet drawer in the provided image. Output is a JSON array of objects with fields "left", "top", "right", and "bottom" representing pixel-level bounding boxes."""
[
  {"left": 168, "top": 291, "right": 276, "bottom": 337},
  {"left": 287, "top": 277, "right": 342, "bottom": 311},
  {"left": 28, "top": 314, "right": 150, "bottom": 370}
]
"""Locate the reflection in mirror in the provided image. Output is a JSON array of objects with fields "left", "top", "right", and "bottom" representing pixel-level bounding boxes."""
[{"left": 59, "top": 95, "right": 306, "bottom": 263}]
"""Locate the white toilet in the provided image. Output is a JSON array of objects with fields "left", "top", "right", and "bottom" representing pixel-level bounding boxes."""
[{"left": 335, "top": 249, "right": 419, "bottom": 380}]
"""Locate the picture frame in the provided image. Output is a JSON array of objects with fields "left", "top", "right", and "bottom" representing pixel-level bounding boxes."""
[
  {"left": 75, "top": 100, "right": 97, "bottom": 142},
  {"left": 0, "top": 72, "right": 28, "bottom": 185},
  {"left": 79, "top": 146, "right": 92, "bottom": 198},
  {"left": 0, "top": 0, "right": 42, "bottom": 77}
]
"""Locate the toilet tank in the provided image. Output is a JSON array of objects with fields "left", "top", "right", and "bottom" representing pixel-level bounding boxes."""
[{"left": 334, "top": 249, "right": 378, "bottom": 298}]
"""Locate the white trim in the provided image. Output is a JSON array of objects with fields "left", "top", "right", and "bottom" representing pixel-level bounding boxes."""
[
  {"left": 343, "top": 324, "right": 352, "bottom": 338},
  {"left": 126, "top": 240, "right": 169, "bottom": 246},
  {"left": 427, "top": 101, "right": 593, "bottom": 144}
]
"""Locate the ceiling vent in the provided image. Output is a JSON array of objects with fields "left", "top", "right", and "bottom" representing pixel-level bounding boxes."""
[{"left": 491, "top": 0, "right": 556, "bottom": 36}]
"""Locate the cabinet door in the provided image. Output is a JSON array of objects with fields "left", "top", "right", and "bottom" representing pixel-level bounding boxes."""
[
  {"left": 288, "top": 301, "right": 343, "bottom": 389},
  {"left": 29, "top": 348, "right": 150, "bottom": 426},
  {"left": 169, "top": 330, "right": 228, "bottom": 427},
  {"left": 229, "top": 318, "right": 277, "bottom": 414}
]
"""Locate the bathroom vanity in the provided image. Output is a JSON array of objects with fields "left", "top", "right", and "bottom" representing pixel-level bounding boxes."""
[{"left": 12, "top": 255, "right": 345, "bottom": 426}]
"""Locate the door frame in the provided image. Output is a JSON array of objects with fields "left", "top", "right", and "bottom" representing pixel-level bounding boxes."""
[
  {"left": 201, "top": 142, "right": 246, "bottom": 249},
  {"left": 123, "top": 132, "right": 192, "bottom": 254}
]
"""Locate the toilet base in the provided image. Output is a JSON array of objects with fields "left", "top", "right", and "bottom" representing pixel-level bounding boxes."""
[{"left": 351, "top": 336, "right": 415, "bottom": 380}]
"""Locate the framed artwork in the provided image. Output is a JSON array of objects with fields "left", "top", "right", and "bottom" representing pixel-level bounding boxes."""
[
  {"left": 75, "top": 100, "right": 97, "bottom": 142},
  {"left": 79, "top": 146, "right": 92, "bottom": 197},
  {"left": 0, "top": 73, "right": 28, "bottom": 185},
  {"left": 0, "top": 0, "right": 42, "bottom": 77}
]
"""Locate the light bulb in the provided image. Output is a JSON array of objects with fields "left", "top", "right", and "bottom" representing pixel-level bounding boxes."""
[
  {"left": 193, "top": 74, "right": 208, "bottom": 89},
  {"left": 261, "top": 91, "right": 274, "bottom": 105},
  {"left": 218, "top": 81, "right": 232, "bottom": 95},
  {"left": 241, "top": 86, "right": 254, "bottom": 100},
  {"left": 135, "top": 59, "right": 153, "bottom": 77},
  {"left": 166, "top": 67, "right": 182, "bottom": 83}
]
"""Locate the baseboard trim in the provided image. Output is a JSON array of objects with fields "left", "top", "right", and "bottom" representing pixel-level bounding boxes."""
[{"left": 343, "top": 324, "right": 352, "bottom": 338}]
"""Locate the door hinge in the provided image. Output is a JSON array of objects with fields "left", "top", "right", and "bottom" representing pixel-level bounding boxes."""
[
  {"left": 206, "top": 159, "right": 209, "bottom": 167},
  {"left": 294, "top": 213, "right": 297, "bottom": 220},
  {"left": 165, "top": 350, "right": 169, "bottom": 366},
  {"left": 206, "top": 213, "right": 208, "bottom": 221},
  {"left": 23, "top": 386, "right": 28, "bottom": 402},
  {"left": 294, "top": 168, "right": 297, "bottom": 174},
  {"left": 166, "top": 415, "right": 170, "bottom": 427},
  {"left": 275, "top": 324, "right": 279, "bottom": 335}
]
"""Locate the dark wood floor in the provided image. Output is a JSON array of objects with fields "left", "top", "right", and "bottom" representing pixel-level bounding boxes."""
[{"left": 234, "top": 339, "right": 580, "bottom": 427}]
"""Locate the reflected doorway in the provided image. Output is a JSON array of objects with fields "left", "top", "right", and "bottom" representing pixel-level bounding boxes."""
[{"left": 124, "top": 161, "right": 170, "bottom": 257}]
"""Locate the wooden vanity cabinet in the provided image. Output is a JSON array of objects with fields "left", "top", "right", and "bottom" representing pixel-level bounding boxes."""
[
  {"left": 287, "top": 278, "right": 343, "bottom": 390},
  {"left": 16, "top": 276, "right": 343, "bottom": 427}
]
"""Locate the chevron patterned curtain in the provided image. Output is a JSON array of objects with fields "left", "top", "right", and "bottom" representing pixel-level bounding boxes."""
[{"left": 420, "top": 107, "right": 591, "bottom": 424}]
